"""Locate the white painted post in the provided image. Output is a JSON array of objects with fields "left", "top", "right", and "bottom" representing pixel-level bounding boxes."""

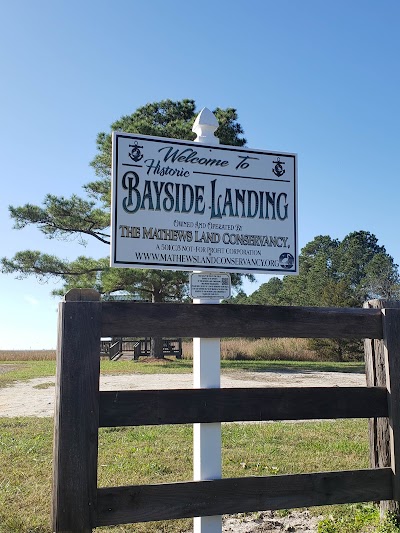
[{"left": 192, "top": 108, "right": 222, "bottom": 533}]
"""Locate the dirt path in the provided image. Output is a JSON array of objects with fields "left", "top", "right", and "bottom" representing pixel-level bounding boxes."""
[{"left": 0, "top": 369, "right": 365, "bottom": 418}]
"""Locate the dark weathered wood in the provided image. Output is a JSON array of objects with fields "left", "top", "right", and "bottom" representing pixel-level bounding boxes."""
[
  {"left": 96, "top": 468, "right": 393, "bottom": 526},
  {"left": 52, "top": 292, "right": 102, "bottom": 533},
  {"left": 364, "top": 300, "right": 400, "bottom": 517},
  {"left": 51, "top": 292, "right": 398, "bottom": 530},
  {"left": 101, "top": 302, "right": 383, "bottom": 339},
  {"left": 64, "top": 288, "right": 101, "bottom": 302},
  {"left": 99, "top": 387, "right": 388, "bottom": 427},
  {"left": 382, "top": 308, "right": 400, "bottom": 510}
]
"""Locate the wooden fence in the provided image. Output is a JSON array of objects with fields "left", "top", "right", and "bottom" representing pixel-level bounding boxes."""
[{"left": 52, "top": 289, "right": 400, "bottom": 532}]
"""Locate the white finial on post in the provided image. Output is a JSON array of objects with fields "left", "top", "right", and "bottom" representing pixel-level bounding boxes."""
[{"left": 192, "top": 107, "right": 220, "bottom": 145}]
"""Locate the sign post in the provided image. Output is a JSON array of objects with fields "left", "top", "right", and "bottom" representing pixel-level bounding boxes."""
[
  {"left": 192, "top": 108, "right": 223, "bottom": 533},
  {"left": 110, "top": 108, "right": 298, "bottom": 533}
]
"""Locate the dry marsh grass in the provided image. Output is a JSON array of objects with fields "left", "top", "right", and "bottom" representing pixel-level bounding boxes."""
[
  {"left": 0, "top": 350, "right": 56, "bottom": 361},
  {"left": 1, "top": 339, "right": 316, "bottom": 363},
  {"left": 183, "top": 337, "right": 317, "bottom": 361}
]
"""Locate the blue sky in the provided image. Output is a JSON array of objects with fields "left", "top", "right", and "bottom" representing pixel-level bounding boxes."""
[{"left": 1, "top": 0, "right": 399, "bottom": 349}]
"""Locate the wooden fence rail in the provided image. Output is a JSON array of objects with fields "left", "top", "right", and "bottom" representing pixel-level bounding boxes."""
[
  {"left": 52, "top": 289, "right": 400, "bottom": 532},
  {"left": 99, "top": 387, "right": 388, "bottom": 427},
  {"left": 101, "top": 301, "right": 383, "bottom": 339},
  {"left": 96, "top": 469, "right": 394, "bottom": 526}
]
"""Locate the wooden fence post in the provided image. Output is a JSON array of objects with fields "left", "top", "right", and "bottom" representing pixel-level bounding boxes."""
[
  {"left": 364, "top": 299, "right": 400, "bottom": 517},
  {"left": 52, "top": 289, "right": 102, "bottom": 533}
]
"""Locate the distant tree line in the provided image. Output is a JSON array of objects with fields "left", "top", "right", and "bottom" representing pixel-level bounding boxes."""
[{"left": 230, "top": 231, "right": 400, "bottom": 360}]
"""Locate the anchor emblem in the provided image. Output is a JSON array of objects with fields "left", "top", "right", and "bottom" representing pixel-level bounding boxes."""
[
  {"left": 272, "top": 157, "right": 285, "bottom": 177},
  {"left": 128, "top": 141, "right": 143, "bottom": 162}
]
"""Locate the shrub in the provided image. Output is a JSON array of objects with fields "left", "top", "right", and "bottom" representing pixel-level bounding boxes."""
[{"left": 307, "top": 339, "right": 364, "bottom": 362}]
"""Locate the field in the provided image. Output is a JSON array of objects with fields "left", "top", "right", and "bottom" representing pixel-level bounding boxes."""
[
  {"left": 0, "top": 351, "right": 396, "bottom": 532},
  {"left": 0, "top": 338, "right": 318, "bottom": 362},
  {"left": 0, "top": 335, "right": 363, "bottom": 366},
  {"left": 182, "top": 337, "right": 319, "bottom": 361},
  {"left": 0, "top": 349, "right": 56, "bottom": 361},
  {"left": 0, "top": 416, "right": 377, "bottom": 533}
]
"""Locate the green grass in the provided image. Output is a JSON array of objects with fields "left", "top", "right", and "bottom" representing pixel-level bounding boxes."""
[
  {"left": 32, "top": 382, "right": 55, "bottom": 390},
  {"left": 0, "top": 360, "right": 192, "bottom": 389},
  {"left": 0, "top": 417, "right": 375, "bottom": 533},
  {"left": 220, "top": 359, "right": 365, "bottom": 374},
  {"left": 0, "top": 358, "right": 365, "bottom": 389},
  {"left": 317, "top": 504, "right": 400, "bottom": 532},
  {"left": 223, "top": 419, "right": 369, "bottom": 476},
  {"left": 100, "top": 358, "right": 193, "bottom": 374},
  {"left": 0, "top": 361, "right": 56, "bottom": 388},
  {"left": 0, "top": 352, "right": 377, "bottom": 531},
  {"left": 101, "top": 359, "right": 365, "bottom": 375}
]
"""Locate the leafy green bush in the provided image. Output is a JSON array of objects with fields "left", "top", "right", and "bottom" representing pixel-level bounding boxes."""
[{"left": 308, "top": 338, "right": 364, "bottom": 362}]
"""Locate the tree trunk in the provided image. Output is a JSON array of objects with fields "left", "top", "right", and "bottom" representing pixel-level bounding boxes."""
[{"left": 150, "top": 336, "right": 164, "bottom": 359}]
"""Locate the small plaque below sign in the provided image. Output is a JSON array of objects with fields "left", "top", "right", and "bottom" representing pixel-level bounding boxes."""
[{"left": 190, "top": 273, "right": 231, "bottom": 300}]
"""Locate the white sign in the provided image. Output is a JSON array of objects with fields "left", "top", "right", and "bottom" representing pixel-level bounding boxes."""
[
  {"left": 190, "top": 273, "right": 231, "bottom": 300},
  {"left": 111, "top": 132, "right": 297, "bottom": 275}
]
